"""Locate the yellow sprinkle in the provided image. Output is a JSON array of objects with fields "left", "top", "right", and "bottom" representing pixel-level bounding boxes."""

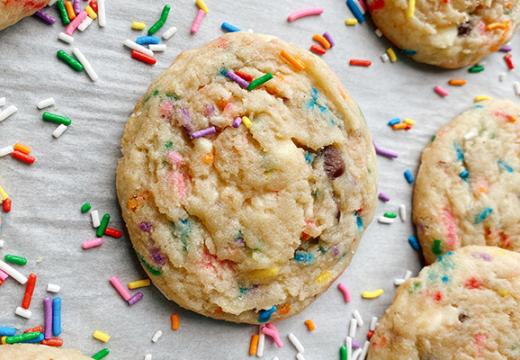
[
  {"left": 85, "top": 5, "right": 97, "bottom": 20},
  {"left": 243, "top": 267, "right": 279, "bottom": 284},
  {"left": 361, "top": 289, "right": 384, "bottom": 299},
  {"left": 127, "top": 279, "right": 151, "bottom": 289},
  {"left": 345, "top": 18, "right": 358, "bottom": 26},
  {"left": 316, "top": 270, "right": 332, "bottom": 284},
  {"left": 279, "top": 50, "right": 305, "bottom": 71},
  {"left": 92, "top": 330, "right": 111, "bottom": 343},
  {"left": 474, "top": 95, "right": 492, "bottom": 103},
  {"left": 403, "top": 118, "right": 415, "bottom": 125},
  {"left": 406, "top": 0, "right": 415, "bottom": 18},
  {"left": 131, "top": 21, "right": 146, "bottom": 30},
  {"left": 1, "top": 336, "right": 6, "bottom": 345},
  {"left": 242, "top": 116, "right": 252, "bottom": 129},
  {"left": 195, "top": 0, "right": 209, "bottom": 13},
  {"left": 386, "top": 48, "right": 397, "bottom": 63},
  {"left": 497, "top": 288, "right": 510, "bottom": 297},
  {"left": 0, "top": 185, "right": 8, "bottom": 201}
]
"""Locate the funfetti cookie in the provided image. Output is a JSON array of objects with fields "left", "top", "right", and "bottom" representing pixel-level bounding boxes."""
[
  {"left": 116, "top": 32, "right": 378, "bottom": 324},
  {"left": 0, "top": 344, "right": 90, "bottom": 360},
  {"left": 368, "top": 246, "right": 520, "bottom": 360},
  {"left": 0, "top": 0, "right": 49, "bottom": 31},
  {"left": 413, "top": 100, "right": 520, "bottom": 264},
  {"left": 367, "top": 0, "right": 520, "bottom": 68}
]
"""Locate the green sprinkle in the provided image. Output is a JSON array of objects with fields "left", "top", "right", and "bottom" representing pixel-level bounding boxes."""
[
  {"left": 148, "top": 5, "right": 171, "bottom": 35},
  {"left": 56, "top": 0, "right": 70, "bottom": 25},
  {"left": 57, "top": 50, "right": 84, "bottom": 72},
  {"left": 340, "top": 344, "right": 347, "bottom": 360},
  {"left": 81, "top": 202, "right": 92, "bottom": 214},
  {"left": 42, "top": 112, "right": 72, "bottom": 126},
  {"left": 4, "top": 254, "right": 27, "bottom": 266},
  {"left": 96, "top": 213, "right": 110, "bottom": 237},
  {"left": 91, "top": 348, "right": 110, "bottom": 360},
  {"left": 383, "top": 212, "right": 397, "bottom": 219},
  {"left": 137, "top": 254, "right": 162, "bottom": 275},
  {"left": 6, "top": 332, "right": 41, "bottom": 344},
  {"left": 247, "top": 73, "right": 273, "bottom": 91},
  {"left": 432, "top": 239, "right": 443, "bottom": 255},
  {"left": 468, "top": 64, "right": 484, "bottom": 73}
]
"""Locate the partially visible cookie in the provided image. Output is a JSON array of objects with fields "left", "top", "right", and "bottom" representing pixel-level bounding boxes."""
[
  {"left": 413, "top": 100, "right": 520, "bottom": 264},
  {"left": 368, "top": 246, "right": 520, "bottom": 359},
  {"left": 0, "top": 344, "right": 90, "bottom": 360},
  {"left": 367, "top": 0, "right": 520, "bottom": 68},
  {"left": 0, "top": 0, "right": 49, "bottom": 31}
]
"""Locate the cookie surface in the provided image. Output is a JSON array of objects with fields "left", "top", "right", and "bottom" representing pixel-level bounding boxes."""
[
  {"left": 0, "top": 344, "right": 90, "bottom": 360},
  {"left": 0, "top": 0, "right": 49, "bottom": 31},
  {"left": 413, "top": 100, "right": 520, "bottom": 264},
  {"left": 368, "top": 246, "right": 520, "bottom": 359},
  {"left": 367, "top": 0, "right": 520, "bottom": 68},
  {"left": 116, "top": 33, "right": 377, "bottom": 323}
]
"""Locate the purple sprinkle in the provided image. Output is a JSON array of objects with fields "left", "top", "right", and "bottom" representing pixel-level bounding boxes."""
[
  {"left": 43, "top": 297, "right": 53, "bottom": 339},
  {"left": 150, "top": 248, "right": 166, "bottom": 265},
  {"left": 73, "top": 0, "right": 81, "bottom": 15},
  {"left": 373, "top": 142, "right": 399, "bottom": 159},
  {"left": 352, "top": 339, "right": 361, "bottom": 350},
  {"left": 191, "top": 126, "right": 216, "bottom": 139},
  {"left": 139, "top": 221, "right": 153, "bottom": 233},
  {"left": 232, "top": 116, "right": 242, "bottom": 128},
  {"left": 33, "top": 10, "right": 57, "bottom": 25},
  {"left": 178, "top": 107, "right": 193, "bottom": 134},
  {"left": 331, "top": 246, "right": 340, "bottom": 257},
  {"left": 127, "top": 291, "right": 144, "bottom": 305},
  {"left": 204, "top": 104, "right": 215, "bottom": 117},
  {"left": 378, "top": 192, "right": 390, "bottom": 202},
  {"left": 322, "top": 32, "right": 335, "bottom": 47},
  {"left": 225, "top": 70, "right": 249, "bottom": 89},
  {"left": 500, "top": 45, "right": 512, "bottom": 53},
  {"left": 471, "top": 252, "right": 492, "bottom": 262}
]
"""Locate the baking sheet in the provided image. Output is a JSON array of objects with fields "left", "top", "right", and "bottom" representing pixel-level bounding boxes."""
[{"left": 1, "top": 0, "right": 519, "bottom": 358}]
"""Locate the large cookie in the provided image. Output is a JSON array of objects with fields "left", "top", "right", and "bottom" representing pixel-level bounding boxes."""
[
  {"left": 368, "top": 246, "right": 520, "bottom": 359},
  {"left": 116, "top": 33, "right": 378, "bottom": 324},
  {"left": 413, "top": 100, "right": 520, "bottom": 264},
  {"left": 367, "top": 0, "right": 520, "bottom": 68},
  {"left": 0, "top": 0, "right": 49, "bottom": 31},
  {"left": 0, "top": 344, "right": 90, "bottom": 360}
]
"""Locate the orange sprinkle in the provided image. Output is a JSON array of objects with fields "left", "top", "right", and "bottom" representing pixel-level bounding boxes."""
[
  {"left": 486, "top": 22, "right": 508, "bottom": 31},
  {"left": 312, "top": 34, "right": 331, "bottom": 49},
  {"left": 14, "top": 143, "right": 31, "bottom": 154},
  {"left": 392, "top": 123, "right": 410, "bottom": 130},
  {"left": 304, "top": 319, "right": 316, "bottom": 332},
  {"left": 277, "top": 303, "right": 291, "bottom": 315},
  {"left": 448, "top": 79, "right": 467, "bottom": 86},
  {"left": 506, "top": 2, "right": 513, "bottom": 8},
  {"left": 279, "top": 50, "right": 305, "bottom": 71},
  {"left": 249, "top": 334, "right": 259, "bottom": 356},
  {"left": 65, "top": 1, "right": 76, "bottom": 20},
  {"left": 42, "top": 338, "right": 63, "bottom": 347},
  {"left": 216, "top": 99, "right": 228, "bottom": 112},
  {"left": 171, "top": 312, "right": 180, "bottom": 331},
  {"left": 202, "top": 153, "right": 214, "bottom": 165}
]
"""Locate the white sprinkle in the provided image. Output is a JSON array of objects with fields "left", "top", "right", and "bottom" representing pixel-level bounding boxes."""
[
  {"left": 0, "top": 105, "right": 17, "bottom": 123},
  {"left": 144, "top": 354, "right": 152, "bottom": 360},
  {"left": 0, "top": 239, "right": 4, "bottom": 248},
  {"left": 149, "top": 44, "right": 167, "bottom": 52},
  {"left": 394, "top": 277, "right": 406, "bottom": 286},
  {"left": 72, "top": 47, "right": 98, "bottom": 82},
  {"left": 78, "top": 16, "right": 93, "bottom": 32},
  {"left": 404, "top": 269, "right": 412, "bottom": 280},
  {"left": 52, "top": 124, "right": 69, "bottom": 139},
  {"left": 91, "top": 210, "right": 100, "bottom": 228},
  {"left": 151, "top": 330, "right": 162, "bottom": 343},
  {"left": 0, "top": 145, "right": 14, "bottom": 157},
  {"left": 353, "top": 348, "right": 363, "bottom": 360},
  {"left": 499, "top": 72, "right": 506, "bottom": 82},
  {"left": 375, "top": 28, "right": 383, "bottom": 37},
  {"left": 48, "top": 0, "right": 57, "bottom": 5},
  {"left": 97, "top": 0, "right": 106, "bottom": 27},
  {"left": 37, "top": 97, "right": 55, "bottom": 110},
  {"left": 15, "top": 306, "right": 32, "bottom": 319},
  {"left": 288, "top": 333, "right": 304, "bottom": 353},
  {"left": 162, "top": 26, "right": 177, "bottom": 40},
  {"left": 0, "top": 97, "right": 5, "bottom": 107},
  {"left": 464, "top": 128, "right": 478, "bottom": 141},
  {"left": 346, "top": 336, "right": 353, "bottom": 360},
  {"left": 514, "top": 82, "right": 520, "bottom": 96},
  {"left": 256, "top": 333, "right": 265, "bottom": 357},
  {"left": 369, "top": 316, "right": 378, "bottom": 331},
  {"left": 296, "top": 354, "right": 305, "bottom": 360},
  {"left": 399, "top": 204, "right": 406, "bottom": 222},
  {"left": 377, "top": 216, "right": 395, "bottom": 224},
  {"left": 47, "top": 283, "right": 61, "bottom": 293},
  {"left": 353, "top": 310, "right": 364, "bottom": 327},
  {"left": 348, "top": 318, "right": 357, "bottom": 338},
  {"left": 380, "top": 53, "right": 389, "bottom": 63},
  {"left": 123, "top": 39, "right": 154, "bottom": 57},
  {"left": 272, "top": 357, "right": 279, "bottom": 360},
  {"left": 0, "top": 260, "right": 27, "bottom": 284},
  {"left": 58, "top": 32, "right": 74, "bottom": 44},
  {"left": 359, "top": 341, "right": 370, "bottom": 360}
]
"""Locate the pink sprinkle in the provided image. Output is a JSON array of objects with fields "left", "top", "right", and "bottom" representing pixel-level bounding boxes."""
[
  {"left": 167, "top": 151, "right": 184, "bottom": 167},
  {"left": 442, "top": 209, "right": 458, "bottom": 249},
  {"left": 191, "top": 8, "right": 206, "bottom": 34},
  {"left": 0, "top": 269, "right": 8, "bottom": 281},
  {"left": 338, "top": 283, "right": 351, "bottom": 303},
  {"left": 168, "top": 171, "right": 187, "bottom": 199},
  {"left": 434, "top": 85, "right": 448, "bottom": 97},
  {"left": 261, "top": 323, "right": 284, "bottom": 348},
  {"left": 81, "top": 237, "right": 104, "bottom": 250},
  {"left": 287, "top": 7, "right": 324, "bottom": 22},
  {"left": 65, "top": 10, "right": 87, "bottom": 35},
  {"left": 109, "top": 276, "right": 132, "bottom": 301}
]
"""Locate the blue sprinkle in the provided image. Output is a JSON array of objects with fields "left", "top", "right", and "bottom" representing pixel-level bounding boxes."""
[
  {"left": 52, "top": 297, "right": 62, "bottom": 337},
  {"left": 498, "top": 160, "right": 514, "bottom": 173},
  {"left": 404, "top": 169, "right": 414, "bottom": 184},
  {"left": 408, "top": 235, "right": 420, "bottom": 251},
  {"left": 0, "top": 327, "right": 16, "bottom": 336},
  {"left": 294, "top": 251, "right": 315, "bottom": 264},
  {"left": 441, "top": 275, "right": 449, "bottom": 283},
  {"left": 346, "top": 0, "right": 365, "bottom": 23},
  {"left": 454, "top": 144, "right": 464, "bottom": 162},
  {"left": 402, "top": 49, "right": 417, "bottom": 56},
  {"left": 387, "top": 118, "right": 400, "bottom": 126},
  {"left": 318, "top": 104, "right": 328, "bottom": 113},
  {"left": 221, "top": 22, "right": 240, "bottom": 33},
  {"left": 135, "top": 35, "right": 161, "bottom": 45},
  {"left": 304, "top": 151, "right": 314, "bottom": 164},
  {"left": 219, "top": 67, "right": 228, "bottom": 76},
  {"left": 475, "top": 207, "right": 493, "bottom": 224},
  {"left": 258, "top": 306, "right": 277, "bottom": 323},
  {"left": 22, "top": 333, "right": 44, "bottom": 343},
  {"left": 459, "top": 169, "right": 469, "bottom": 180},
  {"left": 356, "top": 215, "right": 363, "bottom": 230}
]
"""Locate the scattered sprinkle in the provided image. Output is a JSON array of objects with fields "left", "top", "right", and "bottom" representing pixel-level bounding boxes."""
[
  {"left": 361, "top": 289, "right": 384, "bottom": 299},
  {"left": 287, "top": 7, "right": 324, "bottom": 22}
]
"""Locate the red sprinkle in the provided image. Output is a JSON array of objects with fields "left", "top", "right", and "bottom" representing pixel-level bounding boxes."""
[
  {"left": 21, "top": 273, "right": 37, "bottom": 309},
  {"left": 89, "top": 0, "right": 98, "bottom": 12},
  {"left": 42, "top": 338, "right": 64, "bottom": 347},
  {"left": 131, "top": 50, "right": 157, "bottom": 65},
  {"left": 349, "top": 59, "right": 372, "bottom": 67},
  {"left": 2, "top": 198, "right": 12, "bottom": 213},
  {"left": 368, "top": 0, "right": 385, "bottom": 11},
  {"left": 367, "top": 330, "right": 374, "bottom": 340},
  {"left": 105, "top": 227, "right": 123, "bottom": 238},
  {"left": 310, "top": 44, "right": 326, "bottom": 55},
  {"left": 24, "top": 325, "right": 44, "bottom": 333},
  {"left": 235, "top": 70, "right": 254, "bottom": 82},
  {"left": 11, "top": 150, "right": 35, "bottom": 165},
  {"left": 504, "top": 54, "right": 514, "bottom": 70}
]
